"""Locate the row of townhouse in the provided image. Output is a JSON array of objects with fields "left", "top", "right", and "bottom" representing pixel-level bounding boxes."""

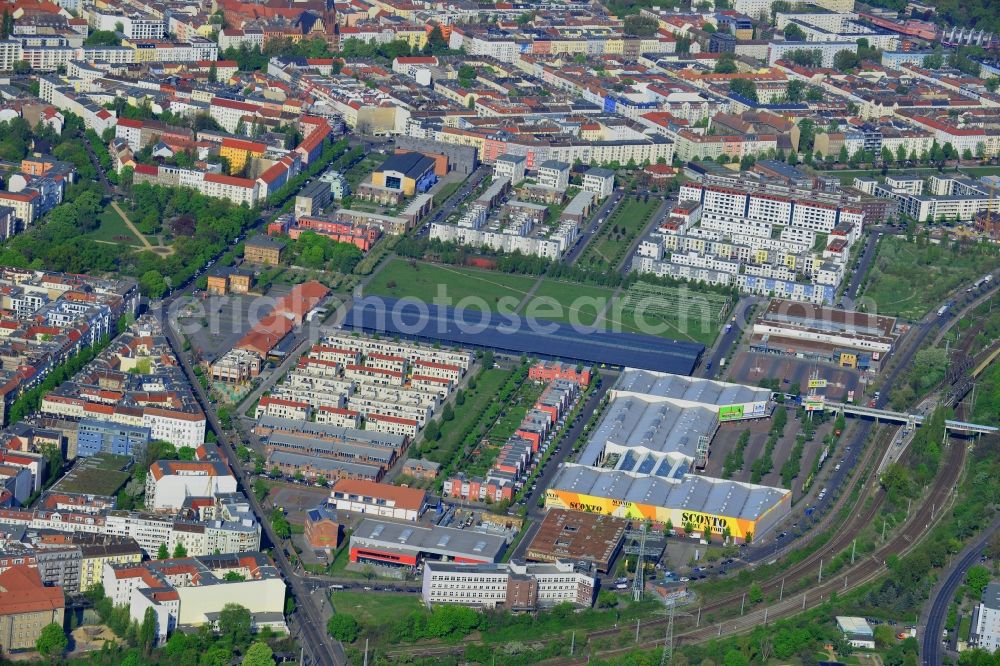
[
  {"left": 447, "top": 26, "right": 676, "bottom": 64},
  {"left": 630, "top": 183, "right": 860, "bottom": 304},
  {"left": 0, "top": 536, "right": 143, "bottom": 595},
  {"left": 0, "top": 36, "right": 215, "bottom": 72},
  {"left": 443, "top": 379, "right": 579, "bottom": 504}
]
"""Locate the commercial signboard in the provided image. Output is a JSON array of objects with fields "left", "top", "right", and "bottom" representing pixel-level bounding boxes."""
[
  {"left": 544, "top": 489, "right": 760, "bottom": 539},
  {"left": 808, "top": 378, "right": 828, "bottom": 389},
  {"left": 803, "top": 396, "right": 826, "bottom": 412},
  {"left": 718, "top": 401, "right": 768, "bottom": 421},
  {"left": 718, "top": 404, "right": 744, "bottom": 421}
]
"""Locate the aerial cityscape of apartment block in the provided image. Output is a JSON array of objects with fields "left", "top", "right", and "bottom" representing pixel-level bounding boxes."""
[{"left": 0, "top": 0, "right": 997, "bottom": 661}]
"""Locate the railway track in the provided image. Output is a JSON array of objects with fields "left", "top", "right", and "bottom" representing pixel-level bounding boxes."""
[{"left": 554, "top": 437, "right": 967, "bottom": 664}]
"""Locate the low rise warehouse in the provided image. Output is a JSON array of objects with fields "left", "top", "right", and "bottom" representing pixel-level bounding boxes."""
[
  {"left": 750, "top": 299, "right": 899, "bottom": 372},
  {"left": 349, "top": 518, "right": 507, "bottom": 567},
  {"left": 524, "top": 509, "right": 628, "bottom": 573},
  {"left": 546, "top": 370, "right": 790, "bottom": 543}
]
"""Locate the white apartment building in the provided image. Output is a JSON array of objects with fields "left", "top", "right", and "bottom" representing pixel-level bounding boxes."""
[
  {"left": 144, "top": 460, "right": 238, "bottom": 511},
  {"left": 102, "top": 553, "right": 285, "bottom": 645},
  {"left": 537, "top": 161, "right": 570, "bottom": 191},
  {"left": 494, "top": 154, "right": 526, "bottom": 185},
  {"left": 218, "top": 29, "right": 264, "bottom": 52},
  {"left": 582, "top": 168, "right": 615, "bottom": 199},
  {"left": 200, "top": 173, "right": 259, "bottom": 206},
  {"left": 142, "top": 408, "right": 207, "bottom": 448},
  {"left": 91, "top": 11, "right": 165, "bottom": 40},
  {"left": 973, "top": 584, "right": 1000, "bottom": 653},
  {"left": 421, "top": 560, "right": 596, "bottom": 610}
]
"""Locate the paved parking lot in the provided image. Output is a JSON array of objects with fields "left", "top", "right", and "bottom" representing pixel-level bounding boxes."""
[
  {"left": 173, "top": 285, "right": 294, "bottom": 363},
  {"left": 272, "top": 483, "right": 331, "bottom": 523},
  {"left": 727, "top": 351, "right": 864, "bottom": 400}
]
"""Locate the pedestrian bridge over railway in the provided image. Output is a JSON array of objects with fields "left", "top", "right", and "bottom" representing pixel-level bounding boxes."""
[{"left": 825, "top": 402, "right": 998, "bottom": 435}]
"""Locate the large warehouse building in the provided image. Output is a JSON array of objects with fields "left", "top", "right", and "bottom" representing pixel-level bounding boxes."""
[
  {"left": 750, "top": 299, "right": 899, "bottom": 372},
  {"left": 341, "top": 297, "right": 704, "bottom": 375},
  {"left": 545, "top": 370, "right": 790, "bottom": 542}
]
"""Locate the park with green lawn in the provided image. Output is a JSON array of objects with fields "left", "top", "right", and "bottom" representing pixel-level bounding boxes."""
[
  {"left": 364, "top": 258, "right": 537, "bottom": 310},
  {"left": 860, "top": 234, "right": 1000, "bottom": 320},
  {"left": 578, "top": 196, "right": 660, "bottom": 269}
]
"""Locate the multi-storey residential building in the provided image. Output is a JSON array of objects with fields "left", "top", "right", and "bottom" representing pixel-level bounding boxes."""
[
  {"left": 0, "top": 565, "right": 64, "bottom": 653},
  {"left": 421, "top": 560, "right": 596, "bottom": 610},
  {"left": 76, "top": 420, "right": 150, "bottom": 459},
  {"left": 102, "top": 552, "right": 286, "bottom": 645},
  {"left": 973, "top": 584, "right": 1000, "bottom": 653},
  {"left": 144, "top": 460, "right": 238, "bottom": 511}
]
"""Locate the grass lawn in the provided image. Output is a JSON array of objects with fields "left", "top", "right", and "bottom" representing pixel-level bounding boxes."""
[
  {"left": 85, "top": 206, "right": 143, "bottom": 245},
  {"left": 344, "top": 155, "right": 383, "bottom": 189},
  {"left": 578, "top": 196, "right": 659, "bottom": 269},
  {"left": 330, "top": 590, "right": 423, "bottom": 626},
  {"left": 464, "top": 380, "right": 544, "bottom": 478},
  {"left": 860, "top": 235, "right": 1000, "bottom": 320},
  {"left": 421, "top": 367, "right": 510, "bottom": 466},
  {"left": 364, "top": 258, "right": 537, "bottom": 310},
  {"left": 521, "top": 279, "right": 615, "bottom": 326},
  {"left": 604, "top": 282, "right": 731, "bottom": 346},
  {"left": 432, "top": 181, "right": 462, "bottom": 207}
]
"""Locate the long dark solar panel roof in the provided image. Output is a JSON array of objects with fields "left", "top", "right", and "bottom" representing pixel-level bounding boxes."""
[{"left": 341, "top": 297, "right": 703, "bottom": 376}]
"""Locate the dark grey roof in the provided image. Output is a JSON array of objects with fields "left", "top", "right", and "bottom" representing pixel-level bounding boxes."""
[
  {"left": 377, "top": 152, "right": 436, "bottom": 179},
  {"left": 341, "top": 297, "right": 702, "bottom": 375}
]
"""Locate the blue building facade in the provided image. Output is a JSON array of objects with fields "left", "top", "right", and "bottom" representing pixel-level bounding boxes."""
[{"left": 76, "top": 419, "right": 151, "bottom": 459}]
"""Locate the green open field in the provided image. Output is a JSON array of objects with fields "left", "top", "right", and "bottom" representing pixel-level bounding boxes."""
[
  {"left": 521, "top": 279, "right": 615, "bottom": 326},
  {"left": 816, "top": 165, "right": 1000, "bottom": 186},
  {"left": 463, "top": 380, "right": 544, "bottom": 478},
  {"left": 364, "top": 258, "right": 537, "bottom": 310},
  {"left": 860, "top": 235, "right": 1000, "bottom": 320},
  {"left": 605, "top": 281, "right": 732, "bottom": 346},
  {"left": 421, "top": 367, "right": 510, "bottom": 466},
  {"left": 344, "top": 155, "right": 384, "bottom": 189},
  {"left": 330, "top": 590, "right": 423, "bottom": 626},
  {"left": 578, "top": 196, "right": 659, "bottom": 269},
  {"left": 85, "top": 205, "right": 143, "bottom": 245}
]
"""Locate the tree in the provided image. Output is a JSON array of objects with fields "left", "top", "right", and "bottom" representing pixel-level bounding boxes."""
[
  {"left": 786, "top": 79, "right": 805, "bottom": 103},
  {"left": 173, "top": 542, "right": 187, "bottom": 558},
  {"left": 242, "top": 641, "right": 275, "bottom": 666},
  {"left": 423, "top": 419, "right": 440, "bottom": 442},
  {"left": 783, "top": 23, "right": 806, "bottom": 41},
  {"left": 327, "top": 614, "right": 359, "bottom": 642},
  {"left": 838, "top": 145, "right": 849, "bottom": 164},
  {"left": 623, "top": 15, "right": 659, "bottom": 37},
  {"left": 967, "top": 565, "right": 991, "bottom": 598},
  {"left": 714, "top": 54, "right": 737, "bottom": 74},
  {"left": 139, "top": 269, "right": 168, "bottom": 299},
  {"left": 924, "top": 52, "right": 944, "bottom": 69},
  {"left": 218, "top": 603, "right": 253, "bottom": 646},
  {"left": 729, "top": 79, "right": 758, "bottom": 103},
  {"left": 36, "top": 623, "right": 68, "bottom": 657},
  {"left": 157, "top": 543, "right": 169, "bottom": 560},
  {"left": 208, "top": 63, "right": 218, "bottom": 83},
  {"left": 833, "top": 49, "right": 860, "bottom": 72},
  {"left": 0, "top": 10, "right": 12, "bottom": 39},
  {"left": 881, "top": 146, "right": 893, "bottom": 166},
  {"left": 140, "top": 606, "right": 157, "bottom": 654},
  {"left": 962, "top": 148, "right": 974, "bottom": 161},
  {"left": 896, "top": 144, "right": 907, "bottom": 164},
  {"left": 748, "top": 582, "right": 764, "bottom": 604},
  {"left": 806, "top": 85, "right": 823, "bottom": 102}
]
